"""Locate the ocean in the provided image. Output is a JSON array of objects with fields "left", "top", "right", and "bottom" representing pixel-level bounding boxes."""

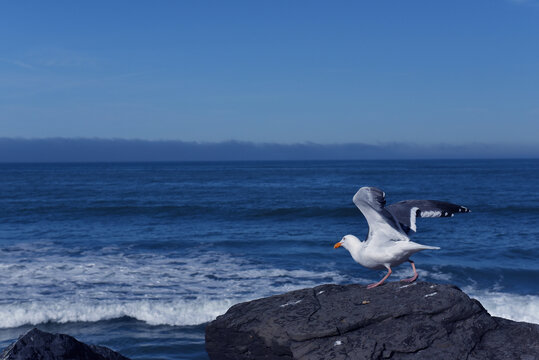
[{"left": 0, "top": 160, "right": 538, "bottom": 359}]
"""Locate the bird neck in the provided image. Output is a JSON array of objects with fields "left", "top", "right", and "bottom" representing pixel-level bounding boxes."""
[{"left": 346, "top": 236, "right": 364, "bottom": 253}]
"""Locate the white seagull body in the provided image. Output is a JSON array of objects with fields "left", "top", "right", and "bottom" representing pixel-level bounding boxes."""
[{"left": 334, "top": 187, "right": 470, "bottom": 289}]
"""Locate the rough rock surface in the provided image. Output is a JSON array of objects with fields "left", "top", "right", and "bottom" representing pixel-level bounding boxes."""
[
  {"left": 0, "top": 328, "right": 130, "bottom": 360},
  {"left": 205, "top": 281, "right": 539, "bottom": 360}
]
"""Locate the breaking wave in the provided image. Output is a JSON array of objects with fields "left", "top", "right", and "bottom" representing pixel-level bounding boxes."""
[
  {"left": 0, "top": 298, "right": 236, "bottom": 328},
  {"left": 0, "top": 243, "right": 346, "bottom": 328},
  {"left": 465, "top": 288, "right": 539, "bottom": 324}
]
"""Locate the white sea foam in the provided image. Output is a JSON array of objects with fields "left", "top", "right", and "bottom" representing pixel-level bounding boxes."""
[
  {"left": 392, "top": 269, "right": 539, "bottom": 324},
  {"left": 0, "top": 243, "right": 348, "bottom": 328},
  {"left": 0, "top": 298, "right": 236, "bottom": 328},
  {"left": 465, "top": 287, "right": 539, "bottom": 324},
  {"left": 394, "top": 267, "right": 453, "bottom": 282}
]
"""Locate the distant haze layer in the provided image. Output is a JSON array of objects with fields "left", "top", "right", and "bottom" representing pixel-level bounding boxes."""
[{"left": 1, "top": 138, "right": 538, "bottom": 162}]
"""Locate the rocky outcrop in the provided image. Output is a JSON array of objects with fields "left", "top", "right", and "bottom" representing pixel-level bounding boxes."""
[
  {"left": 205, "top": 281, "right": 539, "bottom": 360},
  {"left": 0, "top": 328, "right": 130, "bottom": 360}
]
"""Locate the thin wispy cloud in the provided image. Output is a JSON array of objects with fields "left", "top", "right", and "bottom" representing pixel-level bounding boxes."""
[
  {"left": 0, "top": 58, "right": 34, "bottom": 69},
  {"left": 32, "top": 48, "right": 99, "bottom": 68},
  {"left": 1, "top": 48, "right": 99, "bottom": 71},
  {"left": 507, "top": 0, "right": 539, "bottom": 7}
]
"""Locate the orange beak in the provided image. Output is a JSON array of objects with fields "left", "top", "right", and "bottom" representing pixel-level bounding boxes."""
[{"left": 334, "top": 242, "right": 342, "bottom": 249}]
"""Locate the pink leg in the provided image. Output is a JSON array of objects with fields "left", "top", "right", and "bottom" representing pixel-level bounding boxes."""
[
  {"left": 367, "top": 267, "right": 392, "bottom": 289},
  {"left": 401, "top": 260, "right": 418, "bottom": 283}
]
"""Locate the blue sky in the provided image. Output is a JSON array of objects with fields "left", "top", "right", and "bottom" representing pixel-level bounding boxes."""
[{"left": 1, "top": 0, "right": 538, "bottom": 145}]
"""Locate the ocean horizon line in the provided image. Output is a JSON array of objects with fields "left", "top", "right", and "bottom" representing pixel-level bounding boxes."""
[{"left": 2, "top": 158, "right": 539, "bottom": 165}]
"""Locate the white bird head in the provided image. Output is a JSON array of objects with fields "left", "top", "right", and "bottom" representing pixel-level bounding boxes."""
[{"left": 334, "top": 234, "right": 361, "bottom": 251}]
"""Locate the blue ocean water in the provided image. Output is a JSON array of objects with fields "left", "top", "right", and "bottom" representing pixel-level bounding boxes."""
[{"left": 0, "top": 160, "right": 538, "bottom": 359}]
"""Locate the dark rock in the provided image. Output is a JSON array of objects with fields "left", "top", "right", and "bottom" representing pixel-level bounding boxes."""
[
  {"left": 205, "top": 281, "right": 539, "bottom": 360},
  {"left": 0, "top": 328, "right": 130, "bottom": 360}
]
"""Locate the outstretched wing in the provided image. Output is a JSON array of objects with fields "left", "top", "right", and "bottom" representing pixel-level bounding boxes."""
[
  {"left": 386, "top": 200, "right": 470, "bottom": 234},
  {"left": 352, "top": 187, "right": 404, "bottom": 241}
]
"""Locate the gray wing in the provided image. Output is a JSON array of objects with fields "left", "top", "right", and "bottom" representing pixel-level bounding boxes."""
[
  {"left": 352, "top": 187, "right": 403, "bottom": 236},
  {"left": 386, "top": 200, "right": 471, "bottom": 234}
]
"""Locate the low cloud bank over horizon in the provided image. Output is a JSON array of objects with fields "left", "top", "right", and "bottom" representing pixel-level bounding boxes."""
[{"left": 1, "top": 138, "right": 538, "bottom": 162}]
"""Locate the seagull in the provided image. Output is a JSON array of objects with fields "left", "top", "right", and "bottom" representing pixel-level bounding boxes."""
[{"left": 334, "top": 187, "right": 470, "bottom": 289}]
